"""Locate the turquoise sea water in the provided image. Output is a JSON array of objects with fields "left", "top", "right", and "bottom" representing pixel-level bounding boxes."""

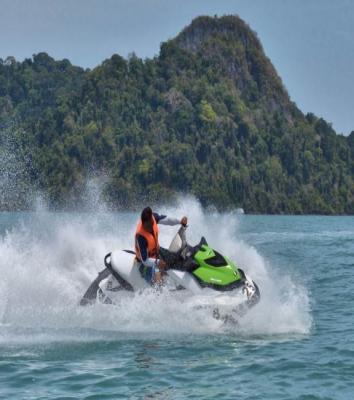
[{"left": 0, "top": 203, "right": 353, "bottom": 399}]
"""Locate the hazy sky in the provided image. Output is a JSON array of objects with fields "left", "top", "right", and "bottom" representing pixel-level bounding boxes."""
[{"left": 1, "top": 0, "right": 353, "bottom": 135}]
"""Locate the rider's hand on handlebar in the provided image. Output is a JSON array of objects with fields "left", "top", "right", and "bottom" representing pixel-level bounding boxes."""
[
  {"left": 158, "top": 259, "right": 167, "bottom": 271},
  {"left": 181, "top": 216, "right": 188, "bottom": 226}
]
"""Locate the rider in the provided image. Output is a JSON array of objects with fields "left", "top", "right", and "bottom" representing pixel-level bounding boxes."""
[{"left": 135, "top": 206, "right": 188, "bottom": 284}]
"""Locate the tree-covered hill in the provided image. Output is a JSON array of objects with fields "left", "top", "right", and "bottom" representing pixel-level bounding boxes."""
[{"left": 0, "top": 15, "right": 353, "bottom": 213}]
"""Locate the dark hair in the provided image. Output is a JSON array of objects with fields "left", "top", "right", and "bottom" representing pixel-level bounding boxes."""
[{"left": 141, "top": 206, "right": 153, "bottom": 223}]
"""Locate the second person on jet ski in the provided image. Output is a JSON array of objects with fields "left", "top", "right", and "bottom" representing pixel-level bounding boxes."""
[{"left": 135, "top": 207, "right": 188, "bottom": 284}]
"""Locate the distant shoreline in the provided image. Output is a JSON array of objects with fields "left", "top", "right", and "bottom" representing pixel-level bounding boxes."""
[{"left": 0, "top": 207, "right": 352, "bottom": 217}]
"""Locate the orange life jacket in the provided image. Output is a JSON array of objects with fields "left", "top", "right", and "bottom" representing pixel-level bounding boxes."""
[{"left": 135, "top": 215, "right": 159, "bottom": 261}]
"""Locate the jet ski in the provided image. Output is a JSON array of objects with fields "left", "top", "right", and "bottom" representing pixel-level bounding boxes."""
[{"left": 80, "top": 226, "right": 260, "bottom": 319}]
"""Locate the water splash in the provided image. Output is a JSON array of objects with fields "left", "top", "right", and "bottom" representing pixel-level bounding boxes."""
[
  {"left": 0, "top": 124, "right": 35, "bottom": 210},
  {"left": 0, "top": 198, "right": 312, "bottom": 342}
]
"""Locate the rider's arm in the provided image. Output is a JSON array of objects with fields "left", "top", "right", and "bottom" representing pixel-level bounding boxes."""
[
  {"left": 136, "top": 234, "right": 156, "bottom": 268},
  {"left": 153, "top": 212, "right": 180, "bottom": 226}
]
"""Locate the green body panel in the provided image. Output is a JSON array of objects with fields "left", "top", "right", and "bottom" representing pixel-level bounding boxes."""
[{"left": 192, "top": 245, "right": 241, "bottom": 286}]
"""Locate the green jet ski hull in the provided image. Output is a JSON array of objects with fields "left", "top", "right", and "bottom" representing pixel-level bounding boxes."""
[{"left": 192, "top": 244, "right": 243, "bottom": 288}]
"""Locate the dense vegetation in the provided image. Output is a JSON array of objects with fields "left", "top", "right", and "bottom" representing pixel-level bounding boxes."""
[{"left": 0, "top": 15, "right": 353, "bottom": 213}]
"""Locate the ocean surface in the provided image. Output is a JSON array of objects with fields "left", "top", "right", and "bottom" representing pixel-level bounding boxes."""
[{"left": 0, "top": 201, "right": 353, "bottom": 399}]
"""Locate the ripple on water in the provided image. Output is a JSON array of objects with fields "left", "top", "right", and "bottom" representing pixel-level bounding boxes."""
[{"left": 0, "top": 213, "right": 353, "bottom": 399}]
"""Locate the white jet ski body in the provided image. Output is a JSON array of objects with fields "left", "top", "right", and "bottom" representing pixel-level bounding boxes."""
[{"left": 80, "top": 227, "right": 260, "bottom": 318}]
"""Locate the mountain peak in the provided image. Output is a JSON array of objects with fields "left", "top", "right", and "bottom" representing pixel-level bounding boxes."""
[
  {"left": 174, "top": 15, "right": 262, "bottom": 53},
  {"left": 168, "top": 15, "right": 290, "bottom": 118}
]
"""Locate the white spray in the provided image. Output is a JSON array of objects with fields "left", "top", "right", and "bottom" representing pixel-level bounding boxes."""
[{"left": 0, "top": 196, "right": 312, "bottom": 342}]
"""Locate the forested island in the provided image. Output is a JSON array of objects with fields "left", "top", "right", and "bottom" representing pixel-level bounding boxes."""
[{"left": 0, "top": 15, "right": 353, "bottom": 214}]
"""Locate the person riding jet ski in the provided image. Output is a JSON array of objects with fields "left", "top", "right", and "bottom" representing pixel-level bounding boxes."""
[
  {"left": 135, "top": 207, "right": 188, "bottom": 284},
  {"left": 80, "top": 214, "right": 260, "bottom": 317}
]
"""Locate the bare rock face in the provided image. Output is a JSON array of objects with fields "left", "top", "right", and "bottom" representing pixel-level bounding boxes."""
[
  {"left": 174, "top": 16, "right": 260, "bottom": 53},
  {"left": 167, "top": 15, "right": 294, "bottom": 119}
]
